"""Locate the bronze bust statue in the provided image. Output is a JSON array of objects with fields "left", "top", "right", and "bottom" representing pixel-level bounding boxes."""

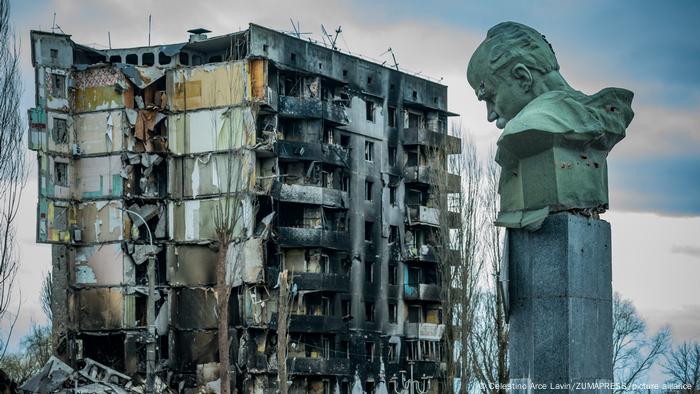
[{"left": 467, "top": 22, "right": 634, "bottom": 230}]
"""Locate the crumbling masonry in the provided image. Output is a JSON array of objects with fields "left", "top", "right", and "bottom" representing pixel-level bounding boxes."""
[{"left": 28, "top": 24, "right": 461, "bottom": 393}]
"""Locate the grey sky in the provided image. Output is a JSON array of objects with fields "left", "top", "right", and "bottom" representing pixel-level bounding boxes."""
[{"left": 4, "top": 1, "right": 699, "bottom": 380}]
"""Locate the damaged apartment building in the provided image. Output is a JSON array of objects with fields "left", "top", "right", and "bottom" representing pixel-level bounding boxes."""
[{"left": 28, "top": 23, "right": 461, "bottom": 393}]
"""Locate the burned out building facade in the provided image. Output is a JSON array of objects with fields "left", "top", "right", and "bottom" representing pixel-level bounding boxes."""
[{"left": 28, "top": 24, "right": 461, "bottom": 393}]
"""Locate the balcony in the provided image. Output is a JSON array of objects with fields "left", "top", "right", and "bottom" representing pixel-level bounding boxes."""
[
  {"left": 405, "top": 244, "right": 438, "bottom": 263},
  {"left": 288, "top": 315, "right": 347, "bottom": 333},
  {"left": 404, "top": 322, "right": 446, "bottom": 340},
  {"left": 274, "top": 182, "right": 348, "bottom": 208},
  {"left": 403, "top": 166, "right": 460, "bottom": 192},
  {"left": 278, "top": 96, "right": 322, "bottom": 118},
  {"left": 404, "top": 283, "right": 442, "bottom": 302},
  {"left": 401, "top": 127, "right": 461, "bottom": 154},
  {"left": 287, "top": 357, "right": 352, "bottom": 376},
  {"left": 275, "top": 140, "right": 349, "bottom": 167},
  {"left": 322, "top": 101, "right": 349, "bottom": 125},
  {"left": 27, "top": 107, "right": 47, "bottom": 151},
  {"left": 406, "top": 205, "right": 440, "bottom": 227},
  {"left": 278, "top": 96, "right": 349, "bottom": 126},
  {"left": 278, "top": 227, "right": 351, "bottom": 251},
  {"left": 292, "top": 272, "right": 350, "bottom": 292}
]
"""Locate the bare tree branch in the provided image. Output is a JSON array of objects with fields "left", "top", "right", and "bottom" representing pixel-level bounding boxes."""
[
  {"left": 664, "top": 341, "right": 700, "bottom": 393},
  {"left": 612, "top": 292, "right": 670, "bottom": 393},
  {"left": 0, "top": 0, "right": 28, "bottom": 361}
]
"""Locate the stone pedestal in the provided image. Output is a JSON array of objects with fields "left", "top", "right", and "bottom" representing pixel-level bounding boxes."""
[{"left": 508, "top": 212, "right": 613, "bottom": 393}]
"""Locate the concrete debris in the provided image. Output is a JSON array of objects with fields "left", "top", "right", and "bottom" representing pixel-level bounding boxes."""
[{"left": 19, "top": 357, "right": 172, "bottom": 394}]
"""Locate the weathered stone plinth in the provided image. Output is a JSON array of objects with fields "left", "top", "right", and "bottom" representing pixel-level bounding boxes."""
[{"left": 508, "top": 212, "right": 612, "bottom": 393}]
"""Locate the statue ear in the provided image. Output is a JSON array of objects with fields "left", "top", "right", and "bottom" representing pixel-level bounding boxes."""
[{"left": 511, "top": 63, "right": 532, "bottom": 91}]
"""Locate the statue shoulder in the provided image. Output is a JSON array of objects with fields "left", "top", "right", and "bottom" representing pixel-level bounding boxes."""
[{"left": 503, "top": 88, "right": 634, "bottom": 143}]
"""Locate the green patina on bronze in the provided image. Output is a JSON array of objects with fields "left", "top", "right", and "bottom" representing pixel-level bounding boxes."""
[{"left": 467, "top": 22, "right": 634, "bottom": 230}]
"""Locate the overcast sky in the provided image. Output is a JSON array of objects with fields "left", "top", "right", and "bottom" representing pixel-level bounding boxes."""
[{"left": 3, "top": 0, "right": 699, "bottom": 380}]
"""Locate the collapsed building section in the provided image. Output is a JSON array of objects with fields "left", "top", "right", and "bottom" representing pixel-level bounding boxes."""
[{"left": 28, "top": 24, "right": 461, "bottom": 393}]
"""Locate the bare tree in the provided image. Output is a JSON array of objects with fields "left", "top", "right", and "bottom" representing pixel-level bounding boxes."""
[
  {"left": 469, "top": 152, "right": 508, "bottom": 393},
  {"left": 612, "top": 292, "right": 670, "bottom": 393},
  {"left": 41, "top": 272, "right": 53, "bottom": 322},
  {"left": 0, "top": 0, "right": 28, "bottom": 361},
  {"left": 663, "top": 341, "right": 700, "bottom": 392},
  {"left": 0, "top": 324, "right": 51, "bottom": 385},
  {"left": 431, "top": 125, "right": 486, "bottom": 393}
]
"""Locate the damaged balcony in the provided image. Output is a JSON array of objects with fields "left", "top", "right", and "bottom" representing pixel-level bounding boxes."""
[
  {"left": 401, "top": 127, "right": 461, "bottom": 154},
  {"left": 288, "top": 315, "right": 347, "bottom": 333},
  {"left": 292, "top": 272, "right": 350, "bottom": 292},
  {"left": 275, "top": 140, "right": 349, "bottom": 168},
  {"left": 272, "top": 181, "right": 348, "bottom": 208},
  {"left": 287, "top": 357, "right": 352, "bottom": 376},
  {"left": 403, "top": 165, "right": 461, "bottom": 192},
  {"left": 404, "top": 323, "right": 446, "bottom": 340},
  {"left": 406, "top": 204, "right": 440, "bottom": 227},
  {"left": 277, "top": 203, "right": 350, "bottom": 250},
  {"left": 279, "top": 96, "right": 348, "bottom": 125},
  {"left": 404, "top": 283, "right": 442, "bottom": 302}
]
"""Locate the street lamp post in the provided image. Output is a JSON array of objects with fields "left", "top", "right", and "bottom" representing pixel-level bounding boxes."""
[
  {"left": 390, "top": 362, "right": 432, "bottom": 394},
  {"left": 121, "top": 208, "right": 157, "bottom": 393}
]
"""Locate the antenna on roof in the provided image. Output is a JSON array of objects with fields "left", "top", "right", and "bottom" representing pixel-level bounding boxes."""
[
  {"left": 51, "top": 12, "right": 56, "bottom": 33},
  {"left": 285, "top": 19, "right": 311, "bottom": 39},
  {"left": 321, "top": 24, "right": 342, "bottom": 50},
  {"left": 108, "top": 31, "right": 112, "bottom": 49},
  {"left": 148, "top": 14, "right": 152, "bottom": 46},
  {"left": 379, "top": 48, "right": 399, "bottom": 71}
]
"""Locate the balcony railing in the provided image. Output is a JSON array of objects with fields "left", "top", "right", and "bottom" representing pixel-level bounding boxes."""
[
  {"left": 405, "top": 243, "right": 438, "bottom": 262},
  {"left": 404, "top": 322, "right": 446, "bottom": 340},
  {"left": 403, "top": 166, "right": 460, "bottom": 191},
  {"left": 401, "top": 127, "right": 461, "bottom": 154},
  {"left": 274, "top": 182, "right": 348, "bottom": 208},
  {"left": 275, "top": 140, "right": 349, "bottom": 167},
  {"left": 292, "top": 272, "right": 350, "bottom": 292},
  {"left": 278, "top": 227, "right": 351, "bottom": 251},
  {"left": 404, "top": 283, "right": 442, "bottom": 302},
  {"left": 406, "top": 205, "right": 440, "bottom": 227},
  {"left": 287, "top": 357, "right": 352, "bottom": 376},
  {"left": 288, "top": 315, "right": 347, "bottom": 333}
]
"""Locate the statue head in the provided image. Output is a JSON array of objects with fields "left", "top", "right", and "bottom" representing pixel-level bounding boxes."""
[{"left": 467, "top": 22, "right": 561, "bottom": 129}]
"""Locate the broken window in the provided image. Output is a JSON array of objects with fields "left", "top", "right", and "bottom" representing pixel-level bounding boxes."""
[
  {"left": 388, "top": 106, "right": 396, "bottom": 127},
  {"left": 365, "top": 341, "right": 375, "bottom": 361},
  {"left": 389, "top": 303, "right": 397, "bottom": 323},
  {"left": 389, "top": 226, "right": 398, "bottom": 243},
  {"left": 341, "top": 175, "right": 350, "bottom": 193},
  {"left": 341, "top": 299, "right": 351, "bottom": 317},
  {"left": 388, "top": 263, "right": 398, "bottom": 285},
  {"left": 365, "top": 100, "right": 375, "bottom": 122},
  {"left": 51, "top": 73, "right": 65, "bottom": 98},
  {"left": 364, "top": 221, "right": 373, "bottom": 242},
  {"left": 388, "top": 146, "right": 397, "bottom": 166},
  {"left": 109, "top": 55, "right": 121, "bottom": 63},
  {"left": 364, "top": 141, "right": 374, "bottom": 161},
  {"left": 125, "top": 53, "right": 138, "bottom": 65},
  {"left": 55, "top": 162, "right": 68, "bottom": 187},
  {"left": 52, "top": 118, "right": 68, "bottom": 144},
  {"left": 412, "top": 90, "right": 418, "bottom": 100},
  {"left": 388, "top": 343, "right": 398, "bottom": 362},
  {"left": 365, "top": 302, "right": 375, "bottom": 322},
  {"left": 340, "top": 340, "right": 350, "bottom": 359},
  {"left": 365, "top": 179, "right": 373, "bottom": 201},
  {"left": 365, "top": 381, "right": 375, "bottom": 393},
  {"left": 365, "top": 261, "right": 374, "bottom": 283},
  {"left": 389, "top": 185, "right": 397, "bottom": 206},
  {"left": 50, "top": 48, "right": 58, "bottom": 62},
  {"left": 178, "top": 52, "right": 189, "bottom": 65},
  {"left": 408, "top": 111, "right": 424, "bottom": 128},
  {"left": 408, "top": 305, "right": 422, "bottom": 323},
  {"left": 158, "top": 52, "right": 171, "bottom": 65},
  {"left": 340, "top": 134, "right": 350, "bottom": 148},
  {"left": 53, "top": 206, "right": 68, "bottom": 231},
  {"left": 142, "top": 53, "right": 155, "bottom": 66},
  {"left": 290, "top": 52, "right": 297, "bottom": 63}
]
